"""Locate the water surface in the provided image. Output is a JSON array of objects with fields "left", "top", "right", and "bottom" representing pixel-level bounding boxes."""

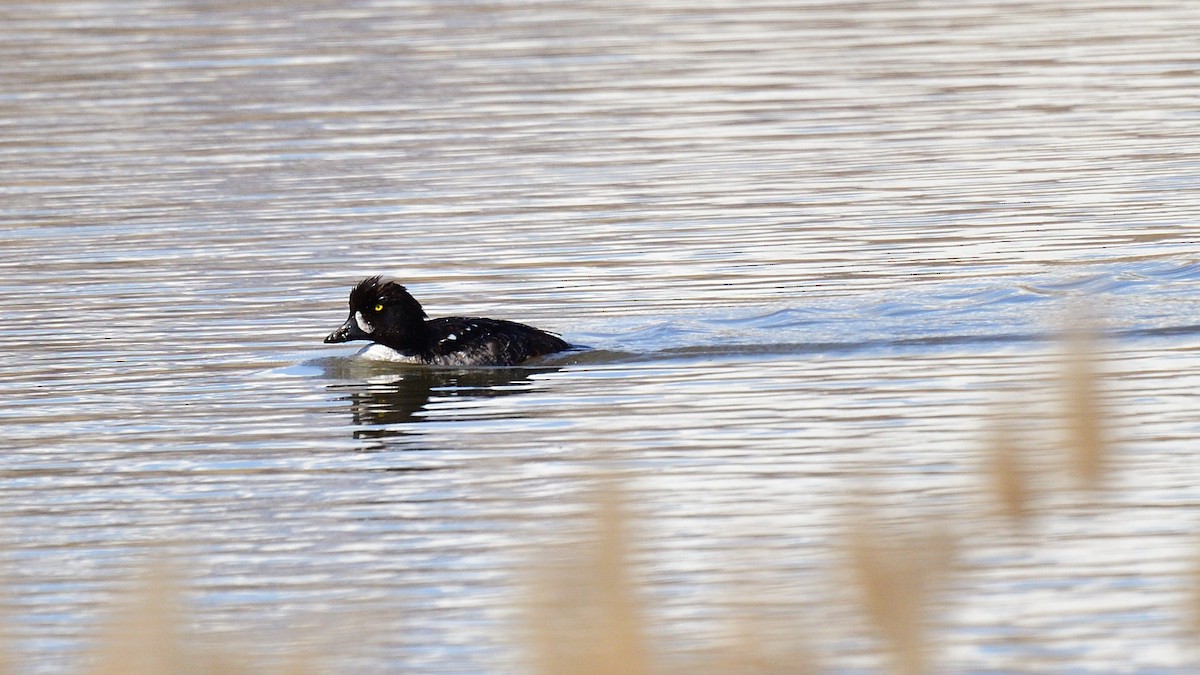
[{"left": 2, "top": 0, "right": 1200, "bottom": 671}]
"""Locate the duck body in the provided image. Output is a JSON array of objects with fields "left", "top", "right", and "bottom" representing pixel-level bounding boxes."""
[{"left": 324, "top": 276, "right": 570, "bottom": 366}]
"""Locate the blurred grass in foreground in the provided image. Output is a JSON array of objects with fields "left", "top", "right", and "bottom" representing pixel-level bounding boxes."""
[
  {"left": 524, "top": 318, "right": 1140, "bottom": 674},
  {"left": 10, "top": 319, "right": 1200, "bottom": 674}
]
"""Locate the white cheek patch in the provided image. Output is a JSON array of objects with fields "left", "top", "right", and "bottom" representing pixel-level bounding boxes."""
[
  {"left": 447, "top": 333, "right": 457, "bottom": 341},
  {"left": 354, "top": 310, "right": 374, "bottom": 334}
]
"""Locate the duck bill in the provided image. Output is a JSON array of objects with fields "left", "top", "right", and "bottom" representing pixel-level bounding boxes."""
[{"left": 324, "top": 315, "right": 371, "bottom": 343}]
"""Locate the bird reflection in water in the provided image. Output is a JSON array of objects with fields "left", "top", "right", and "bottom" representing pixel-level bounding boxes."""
[{"left": 322, "top": 357, "right": 560, "bottom": 445}]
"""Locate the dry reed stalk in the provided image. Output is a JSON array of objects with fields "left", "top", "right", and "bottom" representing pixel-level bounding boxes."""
[
  {"left": 89, "top": 558, "right": 189, "bottom": 675},
  {"left": 845, "top": 509, "right": 955, "bottom": 675},
  {"left": 1061, "top": 324, "right": 1109, "bottom": 491},
  {"left": 984, "top": 405, "right": 1033, "bottom": 526},
  {"left": 87, "top": 559, "right": 253, "bottom": 675},
  {"left": 526, "top": 482, "right": 652, "bottom": 675}
]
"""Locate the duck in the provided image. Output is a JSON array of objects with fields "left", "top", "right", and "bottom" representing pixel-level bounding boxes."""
[{"left": 324, "top": 276, "right": 571, "bottom": 366}]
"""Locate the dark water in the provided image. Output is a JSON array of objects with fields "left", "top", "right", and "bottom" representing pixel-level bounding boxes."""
[{"left": 3, "top": 0, "right": 1200, "bottom": 671}]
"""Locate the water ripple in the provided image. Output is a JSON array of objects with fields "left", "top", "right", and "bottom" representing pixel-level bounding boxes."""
[{"left": 2, "top": 0, "right": 1200, "bottom": 671}]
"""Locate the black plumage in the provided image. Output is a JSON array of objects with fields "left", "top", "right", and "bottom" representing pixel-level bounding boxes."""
[{"left": 324, "top": 276, "right": 570, "bottom": 366}]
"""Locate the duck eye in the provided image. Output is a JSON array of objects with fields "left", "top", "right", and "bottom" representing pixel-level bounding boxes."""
[{"left": 373, "top": 303, "right": 384, "bottom": 312}]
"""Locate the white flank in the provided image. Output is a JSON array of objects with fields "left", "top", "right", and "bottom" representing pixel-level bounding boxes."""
[{"left": 357, "top": 344, "right": 423, "bottom": 363}]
